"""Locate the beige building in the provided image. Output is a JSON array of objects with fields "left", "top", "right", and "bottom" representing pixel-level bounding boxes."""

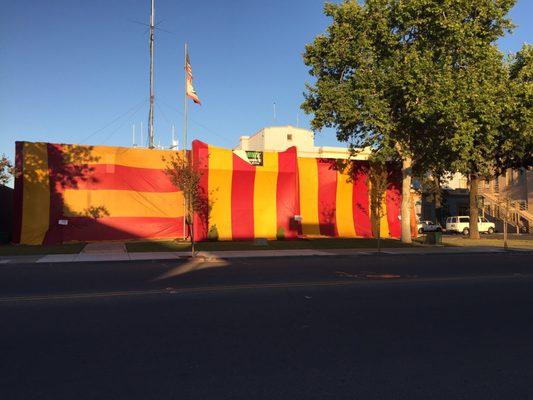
[
  {"left": 234, "top": 125, "right": 371, "bottom": 160},
  {"left": 478, "top": 167, "right": 532, "bottom": 232},
  {"left": 421, "top": 168, "right": 532, "bottom": 231}
]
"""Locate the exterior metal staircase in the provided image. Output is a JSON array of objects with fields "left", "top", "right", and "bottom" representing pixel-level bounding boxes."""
[{"left": 479, "top": 188, "right": 532, "bottom": 233}]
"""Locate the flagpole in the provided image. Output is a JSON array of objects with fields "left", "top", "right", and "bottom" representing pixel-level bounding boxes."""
[
  {"left": 184, "top": 42, "right": 188, "bottom": 152},
  {"left": 183, "top": 42, "right": 188, "bottom": 240}
]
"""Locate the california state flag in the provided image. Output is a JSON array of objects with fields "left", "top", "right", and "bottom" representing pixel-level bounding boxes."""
[{"left": 185, "top": 53, "right": 201, "bottom": 105}]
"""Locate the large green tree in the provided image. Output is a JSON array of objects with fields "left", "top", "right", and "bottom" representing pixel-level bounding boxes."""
[
  {"left": 447, "top": 45, "right": 510, "bottom": 238},
  {"left": 302, "top": 0, "right": 515, "bottom": 242},
  {"left": 497, "top": 44, "right": 533, "bottom": 171}
]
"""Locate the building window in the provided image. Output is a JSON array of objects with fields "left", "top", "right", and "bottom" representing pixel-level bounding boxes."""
[{"left": 287, "top": 134, "right": 293, "bottom": 141}]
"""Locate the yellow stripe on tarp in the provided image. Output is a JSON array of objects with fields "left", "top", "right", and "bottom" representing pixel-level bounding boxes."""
[
  {"left": 63, "top": 189, "right": 184, "bottom": 218},
  {"left": 297, "top": 158, "right": 320, "bottom": 236},
  {"left": 379, "top": 195, "right": 390, "bottom": 238},
  {"left": 62, "top": 144, "right": 181, "bottom": 170},
  {"left": 254, "top": 152, "right": 278, "bottom": 239},
  {"left": 335, "top": 170, "right": 356, "bottom": 237},
  {"left": 207, "top": 145, "right": 233, "bottom": 240},
  {"left": 21, "top": 142, "right": 50, "bottom": 245}
]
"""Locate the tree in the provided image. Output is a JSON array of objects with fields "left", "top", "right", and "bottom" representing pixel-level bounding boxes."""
[
  {"left": 164, "top": 152, "right": 205, "bottom": 257},
  {"left": 497, "top": 44, "right": 533, "bottom": 171},
  {"left": 0, "top": 155, "right": 18, "bottom": 186},
  {"left": 302, "top": 0, "right": 516, "bottom": 243},
  {"left": 447, "top": 46, "right": 510, "bottom": 239}
]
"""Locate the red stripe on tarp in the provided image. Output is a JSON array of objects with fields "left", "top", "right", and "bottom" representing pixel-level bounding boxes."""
[
  {"left": 231, "top": 153, "right": 255, "bottom": 240},
  {"left": 385, "top": 163, "right": 402, "bottom": 238},
  {"left": 192, "top": 140, "right": 209, "bottom": 241},
  {"left": 352, "top": 161, "right": 372, "bottom": 237},
  {"left": 276, "top": 147, "right": 300, "bottom": 239},
  {"left": 64, "top": 164, "right": 177, "bottom": 192},
  {"left": 63, "top": 216, "right": 184, "bottom": 242},
  {"left": 11, "top": 142, "right": 24, "bottom": 244},
  {"left": 43, "top": 143, "right": 65, "bottom": 245},
  {"left": 317, "top": 158, "right": 338, "bottom": 237}
]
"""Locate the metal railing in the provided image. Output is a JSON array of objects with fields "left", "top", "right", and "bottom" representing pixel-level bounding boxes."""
[{"left": 479, "top": 188, "right": 532, "bottom": 232}]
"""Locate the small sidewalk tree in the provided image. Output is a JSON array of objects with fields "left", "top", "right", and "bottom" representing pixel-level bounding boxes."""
[{"left": 164, "top": 152, "right": 204, "bottom": 257}]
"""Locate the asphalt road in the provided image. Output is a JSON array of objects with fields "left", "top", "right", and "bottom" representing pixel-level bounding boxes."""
[{"left": 1, "top": 253, "right": 533, "bottom": 399}]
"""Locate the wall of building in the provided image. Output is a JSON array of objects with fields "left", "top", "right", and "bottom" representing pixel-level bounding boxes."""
[
  {"left": 235, "top": 125, "right": 371, "bottom": 160},
  {"left": 194, "top": 140, "right": 410, "bottom": 241},
  {"left": 13, "top": 140, "right": 415, "bottom": 244}
]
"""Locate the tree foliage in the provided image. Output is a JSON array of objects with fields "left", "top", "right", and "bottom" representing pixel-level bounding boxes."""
[
  {"left": 0, "top": 155, "right": 18, "bottom": 186},
  {"left": 164, "top": 152, "right": 206, "bottom": 256},
  {"left": 302, "top": 0, "right": 519, "bottom": 241},
  {"left": 497, "top": 44, "right": 533, "bottom": 171}
]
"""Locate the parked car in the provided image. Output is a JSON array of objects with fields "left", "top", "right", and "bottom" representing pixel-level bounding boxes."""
[
  {"left": 417, "top": 220, "right": 442, "bottom": 234},
  {"left": 445, "top": 216, "right": 495, "bottom": 235}
]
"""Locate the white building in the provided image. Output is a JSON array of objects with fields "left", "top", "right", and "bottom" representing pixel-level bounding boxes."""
[{"left": 234, "top": 125, "right": 370, "bottom": 160}]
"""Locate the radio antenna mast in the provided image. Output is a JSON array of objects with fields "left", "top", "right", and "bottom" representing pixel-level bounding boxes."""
[{"left": 148, "top": 0, "right": 155, "bottom": 148}]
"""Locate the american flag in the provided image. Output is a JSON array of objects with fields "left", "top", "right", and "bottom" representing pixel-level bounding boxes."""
[{"left": 185, "top": 53, "right": 201, "bottom": 105}]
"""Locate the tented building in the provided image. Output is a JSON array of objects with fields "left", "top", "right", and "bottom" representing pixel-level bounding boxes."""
[{"left": 12, "top": 140, "right": 416, "bottom": 245}]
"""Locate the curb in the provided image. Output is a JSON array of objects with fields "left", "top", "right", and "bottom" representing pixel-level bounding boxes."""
[{"left": 1, "top": 248, "right": 531, "bottom": 265}]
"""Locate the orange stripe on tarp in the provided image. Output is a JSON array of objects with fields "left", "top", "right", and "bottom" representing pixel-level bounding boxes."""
[
  {"left": 231, "top": 153, "right": 255, "bottom": 240},
  {"left": 352, "top": 162, "right": 372, "bottom": 237},
  {"left": 276, "top": 147, "right": 300, "bottom": 239},
  {"left": 317, "top": 158, "right": 338, "bottom": 237},
  {"left": 385, "top": 164, "right": 402, "bottom": 238},
  {"left": 66, "top": 164, "right": 176, "bottom": 192},
  {"left": 20, "top": 142, "right": 50, "bottom": 245},
  {"left": 63, "top": 216, "right": 184, "bottom": 242},
  {"left": 193, "top": 140, "right": 209, "bottom": 241}
]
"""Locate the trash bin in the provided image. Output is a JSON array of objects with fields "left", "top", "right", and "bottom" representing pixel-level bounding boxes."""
[{"left": 425, "top": 231, "right": 442, "bottom": 245}]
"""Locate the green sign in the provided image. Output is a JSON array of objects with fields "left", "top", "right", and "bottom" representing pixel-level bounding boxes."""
[{"left": 246, "top": 151, "right": 263, "bottom": 166}]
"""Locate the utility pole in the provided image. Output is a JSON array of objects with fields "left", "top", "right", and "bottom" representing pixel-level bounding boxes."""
[{"left": 148, "top": 0, "right": 155, "bottom": 148}]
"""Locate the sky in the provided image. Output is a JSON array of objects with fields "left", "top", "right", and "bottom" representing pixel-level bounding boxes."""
[{"left": 1, "top": 0, "right": 531, "bottom": 169}]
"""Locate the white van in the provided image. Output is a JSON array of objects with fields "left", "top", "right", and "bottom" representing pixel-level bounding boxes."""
[{"left": 445, "top": 216, "right": 496, "bottom": 235}]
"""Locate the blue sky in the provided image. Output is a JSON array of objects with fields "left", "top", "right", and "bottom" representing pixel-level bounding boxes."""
[{"left": 1, "top": 0, "right": 531, "bottom": 166}]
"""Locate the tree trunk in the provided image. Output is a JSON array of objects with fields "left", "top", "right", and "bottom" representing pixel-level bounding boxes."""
[
  {"left": 191, "top": 220, "right": 195, "bottom": 257},
  {"left": 469, "top": 174, "right": 480, "bottom": 239},
  {"left": 400, "top": 156, "right": 413, "bottom": 243},
  {"left": 434, "top": 184, "right": 442, "bottom": 226},
  {"left": 377, "top": 225, "right": 381, "bottom": 254}
]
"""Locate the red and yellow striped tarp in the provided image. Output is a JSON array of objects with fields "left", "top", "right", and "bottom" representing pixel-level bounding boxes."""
[
  {"left": 13, "top": 142, "right": 185, "bottom": 245},
  {"left": 13, "top": 140, "right": 414, "bottom": 245},
  {"left": 192, "top": 141, "right": 300, "bottom": 241},
  {"left": 191, "top": 140, "right": 408, "bottom": 242}
]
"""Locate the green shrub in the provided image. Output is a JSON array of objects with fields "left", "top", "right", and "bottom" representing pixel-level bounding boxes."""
[
  {"left": 276, "top": 227, "right": 285, "bottom": 240},
  {"left": 207, "top": 225, "right": 219, "bottom": 241}
]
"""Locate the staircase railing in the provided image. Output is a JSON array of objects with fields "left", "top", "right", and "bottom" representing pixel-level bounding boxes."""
[{"left": 479, "top": 188, "right": 532, "bottom": 232}]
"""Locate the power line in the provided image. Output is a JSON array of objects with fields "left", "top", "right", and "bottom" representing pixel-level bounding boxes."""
[
  {"left": 101, "top": 100, "right": 147, "bottom": 145},
  {"left": 158, "top": 98, "right": 232, "bottom": 145},
  {"left": 80, "top": 98, "right": 148, "bottom": 144},
  {"left": 155, "top": 102, "right": 172, "bottom": 125}
]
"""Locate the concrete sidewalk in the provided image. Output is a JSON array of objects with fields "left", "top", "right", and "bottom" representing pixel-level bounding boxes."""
[{"left": 0, "top": 245, "right": 530, "bottom": 265}]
